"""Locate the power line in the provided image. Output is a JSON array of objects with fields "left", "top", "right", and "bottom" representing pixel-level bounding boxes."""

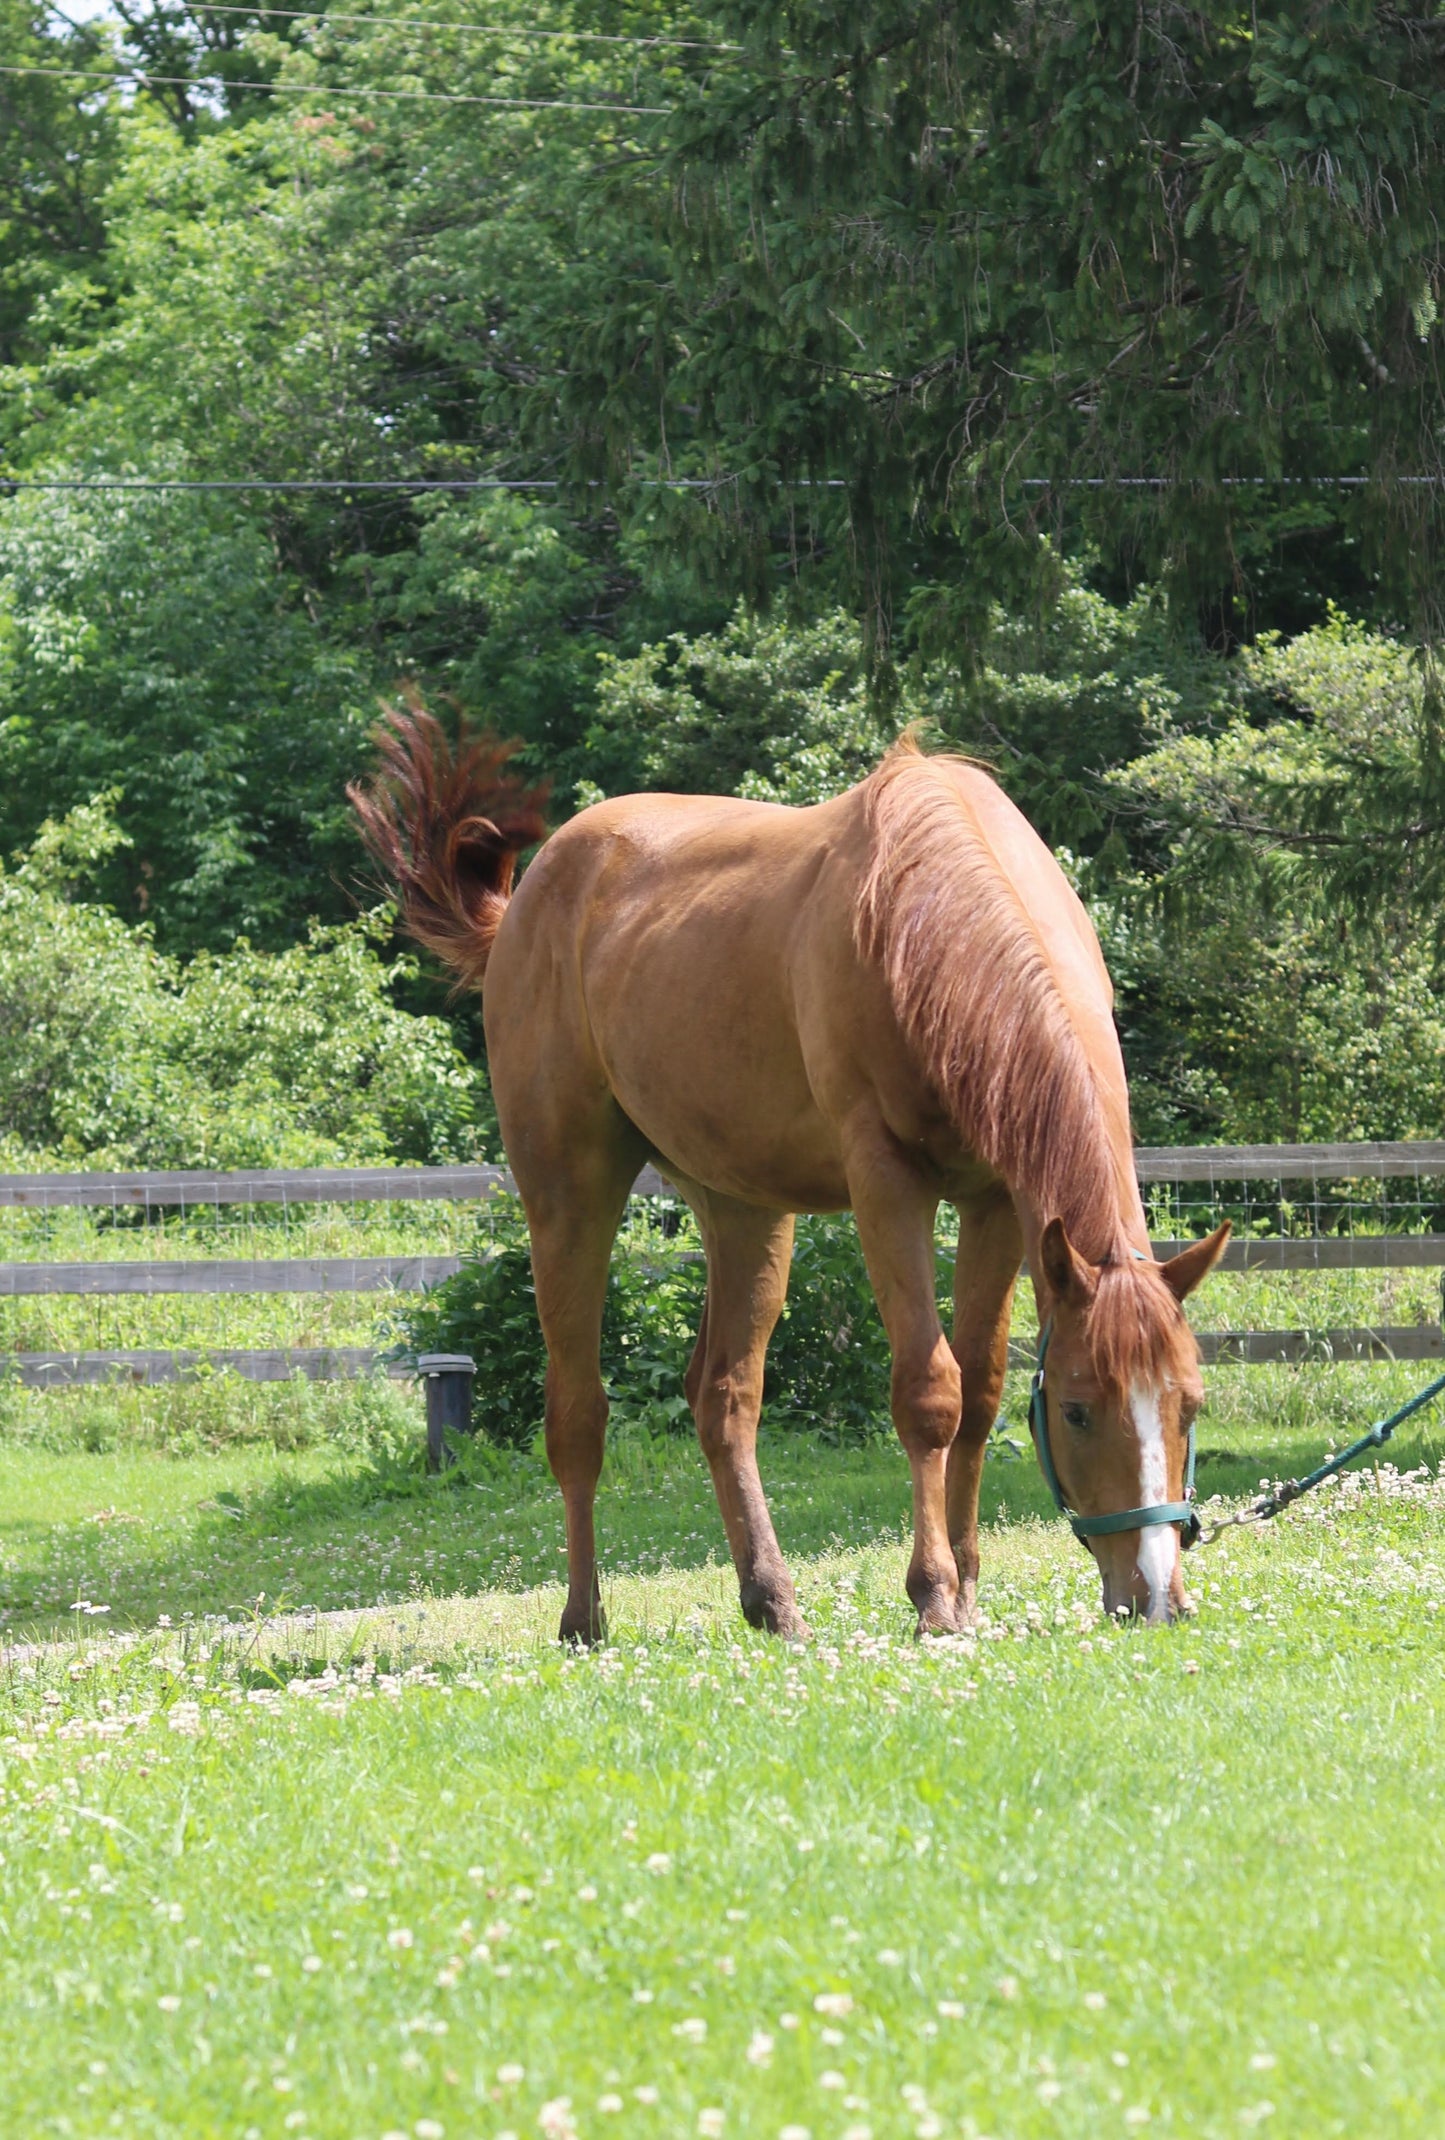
[
  {"left": 0, "top": 475, "right": 825, "bottom": 490},
  {"left": 0, "top": 475, "right": 1426, "bottom": 493},
  {"left": 1019, "top": 476, "right": 1433, "bottom": 488},
  {"left": 67, "top": 2, "right": 742, "bottom": 49},
  {"left": 1, "top": 59, "right": 669, "bottom": 109}
]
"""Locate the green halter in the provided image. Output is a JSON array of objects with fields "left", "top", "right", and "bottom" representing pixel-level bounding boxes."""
[{"left": 1027, "top": 1307, "right": 1202, "bottom": 1553}]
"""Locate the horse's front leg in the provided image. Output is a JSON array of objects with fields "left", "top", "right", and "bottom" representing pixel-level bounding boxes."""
[
  {"left": 946, "top": 1196, "right": 1022, "bottom": 1628},
  {"left": 850, "top": 1148, "right": 965, "bottom": 1636}
]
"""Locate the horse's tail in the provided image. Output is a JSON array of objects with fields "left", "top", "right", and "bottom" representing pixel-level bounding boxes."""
[{"left": 349, "top": 698, "right": 549, "bottom": 992}]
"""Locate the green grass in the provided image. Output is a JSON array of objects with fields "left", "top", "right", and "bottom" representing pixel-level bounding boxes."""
[
  {"left": 3, "top": 1359, "right": 1442, "bottom": 1638},
  {"left": 3, "top": 1365, "right": 1445, "bottom": 2137}
]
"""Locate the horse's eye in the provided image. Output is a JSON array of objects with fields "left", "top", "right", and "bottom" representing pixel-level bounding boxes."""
[{"left": 1062, "top": 1402, "right": 1091, "bottom": 1432}]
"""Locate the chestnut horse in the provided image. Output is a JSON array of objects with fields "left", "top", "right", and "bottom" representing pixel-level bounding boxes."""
[{"left": 354, "top": 717, "right": 1228, "bottom": 1641}]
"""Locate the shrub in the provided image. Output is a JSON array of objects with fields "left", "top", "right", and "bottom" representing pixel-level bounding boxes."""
[
  {"left": 394, "top": 1205, "right": 959, "bottom": 1446},
  {"left": 0, "top": 798, "right": 489, "bottom": 1164}
]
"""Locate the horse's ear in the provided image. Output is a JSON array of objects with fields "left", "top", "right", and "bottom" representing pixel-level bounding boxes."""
[
  {"left": 1039, "top": 1218, "right": 1097, "bottom": 1310},
  {"left": 1160, "top": 1221, "right": 1232, "bottom": 1302}
]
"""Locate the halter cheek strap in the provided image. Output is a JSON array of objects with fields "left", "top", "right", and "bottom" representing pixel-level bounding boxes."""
[{"left": 1027, "top": 1318, "right": 1201, "bottom": 1553}]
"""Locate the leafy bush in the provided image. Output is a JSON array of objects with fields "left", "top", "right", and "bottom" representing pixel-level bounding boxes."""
[
  {"left": 394, "top": 1205, "right": 959, "bottom": 1447},
  {"left": 394, "top": 1217, "right": 707, "bottom": 1448},
  {"left": 581, "top": 606, "right": 906, "bottom": 807},
  {"left": 0, "top": 799, "right": 489, "bottom": 1165},
  {"left": 1100, "top": 614, "right": 1445, "bottom": 1142},
  {"left": 0, "top": 481, "right": 372, "bottom": 954}
]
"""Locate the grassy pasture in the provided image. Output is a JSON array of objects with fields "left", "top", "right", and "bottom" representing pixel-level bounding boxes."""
[{"left": 2, "top": 1364, "right": 1445, "bottom": 2137}]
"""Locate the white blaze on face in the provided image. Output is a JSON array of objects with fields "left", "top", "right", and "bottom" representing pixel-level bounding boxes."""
[{"left": 1129, "top": 1378, "right": 1176, "bottom": 1615}]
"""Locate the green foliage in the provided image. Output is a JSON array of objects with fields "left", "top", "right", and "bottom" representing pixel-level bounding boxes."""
[
  {"left": 395, "top": 1216, "right": 709, "bottom": 1447},
  {"left": 0, "top": 483, "right": 373, "bottom": 951},
  {"left": 1098, "top": 616, "right": 1445, "bottom": 1141},
  {"left": 577, "top": 0, "right": 1445, "bottom": 646},
  {"left": 583, "top": 604, "right": 903, "bottom": 803},
  {"left": 943, "top": 565, "right": 1243, "bottom": 855},
  {"left": 1, "top": 0, "right": 1442, "bottom": 1159},
  {"left": 765, "top": 1219, "right": 910, "bottom": 1437},
  {"left": 0, "top": 0, "right": 115, "bottom": 376},
  {"left": 397, "top": 1204, "right": 965, "bottom": 1446},
  {"left": 0, "top": 800, "right": 487, "bottom": 1164}
]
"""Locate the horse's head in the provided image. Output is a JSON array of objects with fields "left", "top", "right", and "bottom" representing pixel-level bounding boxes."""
[{"left": 1032, "top": 1218, "right": 1231, "bottom": 1623}]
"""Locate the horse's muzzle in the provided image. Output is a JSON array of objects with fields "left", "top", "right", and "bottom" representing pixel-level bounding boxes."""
[{"left": 1095, "top": 1532, "right": 1186, "bottom": 1625}]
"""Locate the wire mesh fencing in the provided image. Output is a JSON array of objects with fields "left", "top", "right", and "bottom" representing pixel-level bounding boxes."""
[{"left": 0, "top": 1147, "right": 1442, "bottom": 1382}]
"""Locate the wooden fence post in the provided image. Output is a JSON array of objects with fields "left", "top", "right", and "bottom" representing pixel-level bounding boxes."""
[{"left": 418, "top": 1353, "right": 476, "bottom": 1472}]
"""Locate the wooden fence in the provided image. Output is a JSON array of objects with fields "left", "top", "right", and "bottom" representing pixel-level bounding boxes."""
[{"left": 2, "top": 1143, "right": 1442, "bottom": 1387}]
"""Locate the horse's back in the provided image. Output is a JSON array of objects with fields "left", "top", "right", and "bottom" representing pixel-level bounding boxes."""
[{"left": 483, "top": 755, "right": 1118, "bottom": 1211}]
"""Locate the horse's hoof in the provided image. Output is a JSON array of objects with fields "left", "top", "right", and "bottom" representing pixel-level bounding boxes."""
[
  {"left": 558, "top": 1608, "right": 607, "bottom": 1648},
  {"left": 739, "top": 1585, "right": 810, "bottom": 1641},
  {"left": 913, "top": 1592, "right": 968, "bottom": 1638}
]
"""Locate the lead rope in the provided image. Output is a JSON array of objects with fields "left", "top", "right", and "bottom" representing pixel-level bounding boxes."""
[{"left": 1196, "top": 1365, "right": 1445, "bottom": 1546}]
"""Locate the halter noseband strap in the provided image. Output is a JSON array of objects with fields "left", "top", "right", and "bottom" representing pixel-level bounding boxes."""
[{"left": 1027, "top": 1288, "right": 1201, "bottom": 1552}]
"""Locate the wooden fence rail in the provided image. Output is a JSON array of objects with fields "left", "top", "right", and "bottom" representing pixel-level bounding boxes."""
[
  {"left": 3, "top": 1145, "right": 1443, "bottom": 1386},
  {"left": 5, "top": 1234, "right": 1445, "bottom": 1300},
  {"left": 0, "top": 1142, "right": 1441, "bottom": 1211},
  {"left": 0, "top": 1256, "right": 463, "bottom": 1297}
]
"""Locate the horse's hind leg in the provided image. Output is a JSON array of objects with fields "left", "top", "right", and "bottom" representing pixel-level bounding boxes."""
[
  {"left": 522, "top": 1137, "right": 639, "bottom": 1646},
  {"left": 684, "top": 1195, "right": 805, "bottom": 1640}
]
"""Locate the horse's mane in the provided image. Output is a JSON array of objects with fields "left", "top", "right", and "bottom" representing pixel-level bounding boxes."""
[
  {"left": 857, "top": 740, "right": 1135, "bottom": 1265},
  {"left": 857, "top": 741, "right": 1190, "bottom": 1386}
]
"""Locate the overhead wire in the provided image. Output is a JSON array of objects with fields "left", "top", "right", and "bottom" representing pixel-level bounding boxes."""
[
  {"left": 0, "top": 475, "right": 1422, "bottom": 492},
  {"left": 0, "top": 476, "right": 843, "bottom": 490},
  {"left": 56, "top": 2, "right": 744, "bottom": 48},
  {"left": 0, "top": 59, "right": 671, "bottom": 108}
]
